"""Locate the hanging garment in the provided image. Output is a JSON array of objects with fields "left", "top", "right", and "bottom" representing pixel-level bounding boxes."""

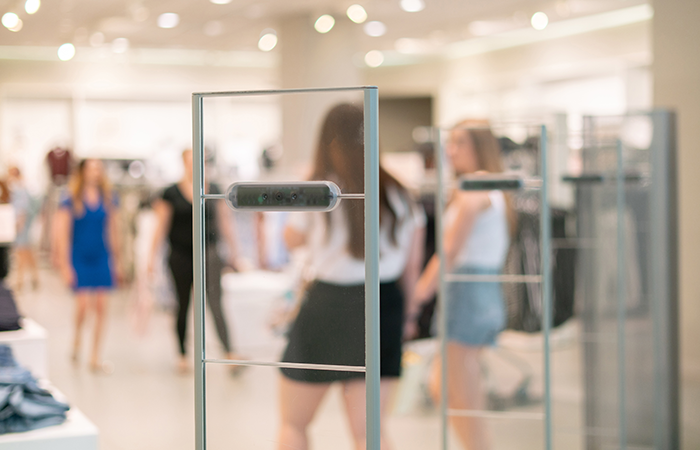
[
  {"left": 503, "top": 195, "right": 577, "bottom": 333},
  {"left": 0, "top": 345, "right": 69, "bottom": 434},
  {"left": 46, "top": 148, "right": 72, "bottom": 185}
]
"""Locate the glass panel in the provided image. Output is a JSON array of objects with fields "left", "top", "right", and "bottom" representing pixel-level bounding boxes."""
[
  {"left": 200, "top": 91, "right": 368, "bottom": 368},
  {"left": 195, "top": 88, "right": 413, "bottom": 449},
  {"left": 446, "top": 416, "right": 545, "bottom": 449},
  {"left": 431, "top": 122, "right": 550, "bottom": 450},
  {"left": 204, "top": 364, "right": 365, "bottom": 449},
  {"left": 560, "top": 112, "right": 668, "bottom": 449}
]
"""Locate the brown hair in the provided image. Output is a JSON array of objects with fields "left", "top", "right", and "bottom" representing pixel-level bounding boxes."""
[
  {"left": 0, "top": 180, "right": 9, "bottom": 204},
  {"left": 311, "top": 103, "right": 406, "bottom": 259},
  {"left": 67, "top": 159, "right": 113, "bottom": 217},
  {"left": 454, "top": 121, "right": 518, "bottom": 238}
]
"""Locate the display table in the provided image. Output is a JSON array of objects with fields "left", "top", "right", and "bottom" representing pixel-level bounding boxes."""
[
  {"left": 221, "top": 270, "right": 292, "bottom": 353},
  {"left": 0, "top": 407, "right": 98, "bottom": 450},
  {"left": 0, "top": 318, "right": 48, "bottom": 379},
  {"left": 0, "top": 320, "right": 99, "bottom": 449}
]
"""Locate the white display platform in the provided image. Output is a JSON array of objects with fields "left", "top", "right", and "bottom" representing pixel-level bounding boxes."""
[
  {"left": 0, "top": 407, "right": 99, "bottom": 450},
  {"left": 221, "top": 270, "right": 292, "bottom": 352},
  {"left": 0, "top": 318, "right": 48, "bottom": 379}
]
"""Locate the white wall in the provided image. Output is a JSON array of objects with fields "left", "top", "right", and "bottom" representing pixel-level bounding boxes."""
[
  {"left": 365, "top": 20, "right": 651, "bottom": 123},
  {"left": 652, "top": 0, "right": 700, "bottom": 385},
  {"left": 0, "top": 53, "right": 279, "bottom": 190}
]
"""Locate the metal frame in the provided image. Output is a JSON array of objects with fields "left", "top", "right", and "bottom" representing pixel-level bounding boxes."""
[
  {"left": 192, "top": 86, "right": 381, "bottom": 450},
  {"left": 649, "top": 110, "right": 679, "bottom": 450},
  {"left": 568, "top": 110, "right": 678, "bottom": 450},
  {"left": 434, "top": 124, "right": 551, "bottom": 450},
  {"left": 616, "top": 139, "right": 628, "bottom": 450}
]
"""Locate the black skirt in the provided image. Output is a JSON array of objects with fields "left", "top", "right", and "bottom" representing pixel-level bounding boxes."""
[{"left": 280, "top": 280, "right": 404, "bottom": 383}]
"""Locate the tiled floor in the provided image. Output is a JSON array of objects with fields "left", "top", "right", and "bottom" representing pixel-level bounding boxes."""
[{"left": 10, "top": 267, "right": 700, "bottom": 450}]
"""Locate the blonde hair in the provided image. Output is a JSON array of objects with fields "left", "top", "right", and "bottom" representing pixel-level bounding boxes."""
[{"left": 67, "top": 159, "right": 113, "bottom": 217}]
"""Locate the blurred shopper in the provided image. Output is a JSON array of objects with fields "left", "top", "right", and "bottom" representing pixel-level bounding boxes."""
[
  {"left": 277, "top": 104, "right": 425, "bottom": 450},
  {"left": 54, "top": 159, "right": 123, "bottom": 371},
  {"left": 148, "top": 150, "right": 242, "bottom": 374},
  {"left": 7, "top": 167, "right": 39, "bottom": 291},
  {"left": 406, "top": 122, "right": 516, "bottom": 450}
]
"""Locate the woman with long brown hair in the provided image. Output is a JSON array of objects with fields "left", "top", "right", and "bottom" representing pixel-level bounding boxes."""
[
  {"left": 406, "top": 122, "right": 516, "bottom": 450},
  {"left": 55, "top": 159, "right": 122, "bottom": 371},
  {"left": 277, "top": 103, "right": 425, "bottom": 450}
]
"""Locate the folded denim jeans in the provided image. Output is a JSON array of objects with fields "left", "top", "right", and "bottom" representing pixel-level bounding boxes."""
[{"left": 0, "top": 345, "right": 70, "bottom": 434}]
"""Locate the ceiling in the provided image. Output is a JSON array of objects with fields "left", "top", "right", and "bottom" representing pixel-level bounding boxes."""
[{"left": 0, "top": 0, "right": 647, "bottom": 55}]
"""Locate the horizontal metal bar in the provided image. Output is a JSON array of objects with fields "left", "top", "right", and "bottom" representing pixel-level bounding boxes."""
[
  {"left": 194, "top": 86, "right": 377, "bottom": 98},
  {"left": 460, "top": 175, "right": 523, "bottom": 191},
  {"left": 445, "top": 274, "right": 542, "bottom": 283},
  {"left": 447, "top": 409, "right": 544, "bottom": 421},
  {"left": 561, "top": 173, "right": 646, "bottom": 184},
  {"left": 456, "top": 177, "right": 542, "bottom": 191},
  {"left": 203, "top": 359, "right": 366, "bottom": 373},
  {"left": 338, "top": 193, "right": 365, "bottom": 199},
  {"left": 202, "top": 194, "right": 225, "bottom": 199}
]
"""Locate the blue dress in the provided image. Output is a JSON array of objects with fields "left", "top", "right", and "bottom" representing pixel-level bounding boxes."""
[{"left": 59, "top": 193, "right": 116, "bottom": 290}]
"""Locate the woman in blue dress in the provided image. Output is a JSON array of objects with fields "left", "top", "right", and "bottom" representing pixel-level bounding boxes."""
[{"left": 55, "top": 159, "right": 122, "bottom": 371}]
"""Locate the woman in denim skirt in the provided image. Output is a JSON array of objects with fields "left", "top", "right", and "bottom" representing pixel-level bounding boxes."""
[{"left": 406, "top": 121, "right": 517, "bottom": 450}]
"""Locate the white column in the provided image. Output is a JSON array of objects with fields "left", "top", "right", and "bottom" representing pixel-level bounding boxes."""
[{"left": 652, "top": 0, "right": 700, "bottom": 384}]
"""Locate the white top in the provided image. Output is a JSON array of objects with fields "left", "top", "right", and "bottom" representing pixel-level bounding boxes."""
[
  {"left": 287, "top": 186, "right": 425, "bottom": 285},
  {"left": 448, "top": 190, "right": 509, "bottom": 269}
]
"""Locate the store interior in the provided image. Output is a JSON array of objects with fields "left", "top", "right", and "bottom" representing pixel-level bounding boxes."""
[{"left": 0, "top": 0, "right": 699, "bottom": 449}]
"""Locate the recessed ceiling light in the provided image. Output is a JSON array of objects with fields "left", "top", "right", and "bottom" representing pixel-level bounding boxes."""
[
  {"left": 8, "top": 18, "right": 23, "bottom": 32},
  {"left": 210, "top": 0, "right": 232, "bottom": 4},
  {"left": 112, "top": 37, "right": 129, "bottom": 53},
  {"left": 364, "top": 21, "right": 386, "bottom": 37},
  {"left": 203, "top": 20, "right": 224, "bottom": 37},
  {"left": 57, "top": 43, "right": 75, "bottom": 61},
  {"left": 89, "top": 32, "right": 105, "bottom": 47},
  {"left": 531, "top": 12, "right": 549, "bottom": 30},
  {"left": 365, "top": 50, "right": 384, "bottom": 67},
  {"left": 314, "top": 14, "right": 335, "bottom": 33},
  {"left": 2, "top": 12, "right": 20, "bottom": 30},
  {"left": 258, "top": 32, "right": 277, "bottom": 51},
  {"left": 25, "top": 0, "right": 40, "bottom": 15},
  {"left": 157, "top": 12, "right": 179, "bottom": 29},
  {"left": 400, "top": 0, "right": 425, "bottom": 13},
  {"left": 347, "top": 4, "right": 367, "bottom": 24}
]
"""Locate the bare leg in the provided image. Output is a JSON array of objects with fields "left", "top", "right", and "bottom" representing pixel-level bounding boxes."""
[
  {"left": 342, "top": 378, "right": 396, "bottom": 450},
  {"left": 277, "top": 375, "right": 331, "bottom": 450},
  {"left": 73, "top": 291, "right": 89, "bottom": 363},
  {"left": 90, "top": 290, "right": 108, "bottom": 370},
  {"left": 430, "top": 343, "right": 490, "bottom": 450},
  {"left": 24, "top": 248, "right": 39, "bottom": 288},
  {"left": 14, "top": 248, "right": 26, "bottom": 291}
]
